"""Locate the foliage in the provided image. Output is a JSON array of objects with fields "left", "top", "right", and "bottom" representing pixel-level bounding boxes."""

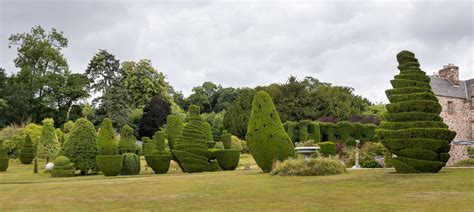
[
  {"left": 377, "top": 50, "right": 456, "bottom": 173},
  {"left": 121, "top": 153, "right": 140, "bottom": 175},
  {"left": 221, "top": 130, "right": 232, "bottom": 149},
  {"left": 97, "top": 118, "right": 118, "bottom": 155},
  {"left": 121, "top": 59, "right": 171, "bottom": 108},
  {"left": 166, "top": 114, "right": 183, "bottom": 150},
  {"left": 307, "top": 122, "right": 322, "bottom": 143},
  {"left": 246, "top": 91, "right": 295, "bottom": 173},
  {"left": 61, "top": 118, "right": 97, "bottom": 174},
  {"left": 51, "top": 156, "right": 75, "bottom": 177},
  {"left": 0, "top": 123, "right": 27, "bottom": 156},
  {"left": 184, "top": 82, "right": 243, "bottom": 113},
  {"left": 118, "top": 125, "right": 136, "bottom": 154},
  {"left": 139, "top": 96, "right": 171, "bottom": 139},
  {"left": 201, "top": 111, "right": 225, "bottom": 142},
  {"left": 451, "top": 158, "right": 474, "bottom": 167},
  {"left": 202, "top": 122, "right": 215, "bottom": 148},
  {"left": 145, "top": 153, "right": 171, "bottom": 174},
  {"left": 127, "top": 107, "right": 143, "bottom": 138},
  {"left": 36, "top": 118, "right": 60, "bottom": 162},
  {"left": 319, "top": 142, "right": 336, "bottom": 156},
  {"left": 55, "top": 128, "right": 65, "bottom": 146},
  {"left": 468, "top": 146, "right": 474, "bottom": 158},
  {"left": 271, "top": 157, "right": 346, "bottom": 176},
  {"left": 96, "top": 155, "right": 123, "bottom": 176},
  {"left": 335, "top": 121, "right": 355, "bottom": 142},
  {"left": 19, "top": 134, "right": 34, "bottom": 164},
  {"left": 153, "top": 131, "right": 166, "bottom": 152},
  {"left": 216, "top": 149, "right": 240, "bottom": 170},
  {"left": 173, "top": 105, "right": 209, "bottom": 173},
  {"left": 0, "top": 141, "right": 9, "bottom": 171}
]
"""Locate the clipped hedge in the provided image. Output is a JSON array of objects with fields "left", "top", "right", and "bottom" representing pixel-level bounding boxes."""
[
  {"left": 221, "top": 130, "right": 232, "bottom": 149},
  {"left": 121, "top": 153, "right": 140, "bottom": 175},
  {"left": 145, "top": 151, "right": 171, "bottom": 174},
  {"left": 96, "top": 118, "right": 122, "bottom": 177},
  {"left": 307, "top": 121, "right": 321, "bottom": 143},
  {"left": 51, "top": 156, "right": 75, "bottom": 177},
  {"left": 284, "top": 121, "right": 298, "bottom": 143},
  {"left": 96, "top": 155, "right": 123, "bottom": 176},
  {"left": 271, "top": 157, "right": 346, "bottom": 176},
  {"left": 298, "top": 120, "right": 311, "bottom": 142},
  {"left": 215, "top": 149, "right": 240, "bottom": 170},
  {"left": 319, "top": 122, "right": 336, "bottom": 142},
  {"left": 202, "top": 122, "right": 215, "bottom": 148},
  {"left": 154, "top": 131, "right": 166, "bottom": 152},
  {"left": 335, "top": 121, "right": 355, "bottom": 142},
  {"left": 166, "top": 114, "right": 183, "bottom": 150},
  {"left": 246, "top": 91, "right": 295, "bottom": 173},
  {"left": 141, "top": 137, "right": 155, "bottom": 155},
  {"left": 319, "top": 142, "right": 336, "bottom": 156},
  {"left": 377, "top": 50, "right": 456, "bottom": 173},
  {"left": 19, "top": 134, "right": 35, "bottom": 164}
]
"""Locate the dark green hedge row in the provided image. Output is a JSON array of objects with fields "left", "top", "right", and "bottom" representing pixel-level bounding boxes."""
[
  {"left": 377, "top": 128, "right": 456, "bottom": 141},
  {"left": 121, "top": 153, "right": 140, "bottom": 175},
  {"left": 216, "top": 149, "right": 240, "bottom": 170},
  {"left": 394, "top": 73, "right": 431, "bottom": 83},
  {"left": 388, "top": 92, "right": 438, "bottom": 103},
  {"left": 386, "top": 100, "right": 441, "bottom": 114},
  {"left": 386, "top": 87, "right": 433, "bottom": 97},
  {"left": 319, "top": 142, "right": 336, "bottom": 156},
  {"left": 284, "top": 121, "right": 298, "bottom": 143},
  {"left": 284, "top": 120, "right": 322, "bottom": 143},
  {"left": 390, "top": 79, "right": 431, "bottom": 89},
  {"left": 319, "top": 123, "right": 336, "bottom": 142},
  {"left": 307, "top": 122, "right": 321, "bottom": 143},
  {"left": 379, "top": 121, "right": 448, "bottom": 130},
  {"left": 381, "top": 138, "right": 450, "bottom": 153},
  {"left": 335, "top": 121, "right": 355, "bottom": 141},
  {"left": 96, "top": 155, "right": 123, "bottom": 176},
  {"left": 384, "top": 112, "right": 443, "bottom": 122}
]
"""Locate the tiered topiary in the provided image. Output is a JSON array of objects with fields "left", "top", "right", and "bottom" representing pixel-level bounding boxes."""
[
  {"left": 166, "top": 114, "right": 183, "bottom": 150},
  {"left": 216, "top": 130, "right": 240, "bottom": 171},
  {"left": 319, "top": 142, "right": 336, "bottom": 157},
  {"left": 51, "top": 156, "right": 75, "bottom": 177},
  {"left": 37, "top": 118, "right": 60, "bottom": 163},
  {"left": 203, "top": 122, "right": 215, "bottom": 148},
  {"left": 307, "top": 121, "right": 322, "bottom": 143},
  {"left": 118, "top": 125, "right": 137, "bottom": 154},
  {"left": 121, "top": 153, "right": 140, "bottom": 175},
  {"left": 19, "top": 134, "right": 35, "bottom": 164},
  {"left": 246, "top": 91, "right": 295, "bottom": 173},
  {"left": 62, "top": 118, "right": 98, "bottom": 175},
  {"left": 320, "top": 123, "right": 336, "bottom": 142},
  {"left": 376, "top": 50, "right": 456, "bottom": 173},
  {"left": 96, "top": 118, "right": 123, "bottom": 177},
  {"left": 172, "top": 105, "right": 209, "bottom": 173},
  {"left": 0, "top": 139, "right": 9, "bottom": 172},
  {"left": 145, "top": 131, "right": 172, "bottom": 174},
  {"left": 141, "top": 137, "right": 154, "bottom": 155}
]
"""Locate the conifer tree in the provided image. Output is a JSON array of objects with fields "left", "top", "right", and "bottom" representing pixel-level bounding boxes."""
[{"left": 37, "top": 118, "right": 60, "bottom": 163}]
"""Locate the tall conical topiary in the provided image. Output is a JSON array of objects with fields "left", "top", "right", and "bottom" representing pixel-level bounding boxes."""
[
  {"left": 118, "top": 125, "right": 137, "bottom": 154},
  {"left": 376, "top": 50, "right": 456, "bottom": 173},
  {"left": 96, "top": 118, "right": 123, "bottom": 176},
  {"left": 166, "top": 114, "right": 183, "bottom": 150},
  {"left": 37, "top": 118, "right": 60, "bottom": 163},
  {"left": 246, "top": 91, "right": 295, "bottom": 173},
  {"left": 19, "top": 134, "right": 35, "bottom": 164},
  {"left": 62, "top": 118, "right": 98, "bottom": 175},
  {"left": 172, "top": 105, "right": 209, "bottom": 173}
]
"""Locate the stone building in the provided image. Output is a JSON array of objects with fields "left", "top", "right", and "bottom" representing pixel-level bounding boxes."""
[{"left": 430, "top": 64, "right": 474, "bottom": 165}]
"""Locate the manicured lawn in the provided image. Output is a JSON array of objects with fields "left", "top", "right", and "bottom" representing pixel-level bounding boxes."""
[{"left": 0, "top": 155, "right": 473, "bottom": 211}]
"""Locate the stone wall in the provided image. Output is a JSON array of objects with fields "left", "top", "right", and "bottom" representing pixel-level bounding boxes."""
[{"left": 436, "top": 96, "right": 472, "bottom": 166}]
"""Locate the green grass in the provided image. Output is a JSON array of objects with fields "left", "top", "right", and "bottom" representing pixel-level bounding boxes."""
[{"left": 0, "top": 154, "right": 473, "bottom": 211}]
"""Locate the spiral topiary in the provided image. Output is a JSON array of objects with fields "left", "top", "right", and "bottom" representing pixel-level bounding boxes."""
[
  {"left": 96, "top": 118, "right": 123, "bottom": 177},
  {"left": 121, "top": 153, "right": 140, "bottom": 175},
  {"left": 118, "top": 125, "right": 137, "bottom": 154},
  {"left": 172, "top": 105, "right": 209, "bottom": 173},
  {"left": 51, "top": 156, "right": 75, "bottom": 177},
  {"left": 19, "top": 134, "right": 35, "bottom": 164},
  {"left": 376, "top": 50, "right": 456, "bottom": 173},
  {"left": 246, "top": 91, "right": 295, "bottom": 173}
]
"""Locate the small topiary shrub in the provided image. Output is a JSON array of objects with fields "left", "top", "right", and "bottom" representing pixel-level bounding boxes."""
[
  {"left": 96, "top": 118, "right": 122, "bottom": 177},
  {"left": 319, "top": 142, "right": 336, "bottom": 157},
  {"left": 271, "top": 157, "right": 346, "bottom": 176},
  {"left": 246, "top": 91, "right": 295, "bottom": 173},
  {"left": 216, "top": 149, "right": 240, "bottom": 171},
  {"left": 62, "top": 118, "right": 97, "bottom": 175},
  {"left": 307, "top": 121, "right": 322, "bottom": 143},
  {"left": 145, "top": 150, "right": 172, "bottom": 174},
  {"left": 121, "top": 153, "right": 140, "bottom": 175},
  {"left": 51, "top": 156, "right": 75, "bottom": 177},
  {"left": 0, "top": 140, "right": 9, "bottom": 172},
  {"left": 118, "top": 125, "right": 137, "bottom": 154},
  {"left": 19, "top": 134, "right": 35, "bottom": 164},
  {"left": 320, "top": 123, "right": 336, "bottom": 142},
  {"left": 173, "top": 105, "right": 209, "bottom": 173}
]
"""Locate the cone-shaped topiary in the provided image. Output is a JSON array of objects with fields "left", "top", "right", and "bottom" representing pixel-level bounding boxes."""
[
  {"left": 172, "top": 105, "right": 209, "bottom": 173},
  {"left": 121, "top": 153, "right": 140, "bottom": 175},
  {"left": 246, "top": 91, "right": 295, "bottom": 173},
  {"left": 0, "top": 140, "right": 9, "bottom": 172},
  {"left": 96, "top": 118, "right": 122, "bottom": 177},
  {"left": 376, "top": 50, "right": 456, "bottom": 173},
  {"left": 203, "top": 122, "right": 215, "bottom": 148},
  {"left": 37, "top": 118, "right": 60, "bottom": 163},
  {"left": 62, "top": 118, "right": 98, "bottom": 175},
  {"left": 19, "top": 134, "right": 35, "bottom": 164},
  {"left": 51, "top": 156, "right": 75, "bottom": 177},
  {"left": 118, "top": 125, "right": 137, "bottom": 154},
  {"left": 166, "top": 114, "right": 183, "bottom": 150}
]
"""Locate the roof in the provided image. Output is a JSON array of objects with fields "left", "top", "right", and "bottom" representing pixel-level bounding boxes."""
[{"left": 429, "top": 76, "right": 470, "bottom": 99}]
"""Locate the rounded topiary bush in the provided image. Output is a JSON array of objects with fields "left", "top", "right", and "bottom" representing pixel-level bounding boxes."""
[
  {"left": 145, "top": 151, "right": 171, "bottom": 174},
  {"left": 216, "top": 149, "right": 240, "bottom": 171},
  {"left": 97, "top": 155, "right": 123, "bottom": 176},
  {"left": 118, "top": 125, "right": 137, "bottom": 154},
  {"left": 271, "top": 157, "right": 346, "bottom": 176},
  {"left": 376, "top": 50, "right": 456, "bottom": 173},
  {"left": 121, "top": 153, "right": 140, "bottom": 175},
  {"left": 319, "top": 141, "right": 336, "bottom": 157},
  {"left": 172, "top": 105, "right": 209, "bottom": 173},
  {"left": 19, "top": 134, "right": 35, "bottom": 164},
  {"left": 0, "top": 142, "right": 9, "bottom": 172},
  {"left": 51, "top": 156, "right": 75, "bottom": 177},
  {"left": 246, "top": 91, "right": 295, "bottom": 173},
  {"left": 62, "top": 118, "right": 97, "bottom": 175}
]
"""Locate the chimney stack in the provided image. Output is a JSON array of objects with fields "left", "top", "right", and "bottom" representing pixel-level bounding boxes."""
[{"left": 438, "top": 63, "right": 459, "bottom": 85}]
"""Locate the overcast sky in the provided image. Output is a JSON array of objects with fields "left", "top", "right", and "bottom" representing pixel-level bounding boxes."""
[{"left": 1, "top": 0, "right": 472, "bottom": 102}]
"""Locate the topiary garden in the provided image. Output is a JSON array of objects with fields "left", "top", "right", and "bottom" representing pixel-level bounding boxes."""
[{"left": 96, "top": 118, "right": 123, "bottom": 176}]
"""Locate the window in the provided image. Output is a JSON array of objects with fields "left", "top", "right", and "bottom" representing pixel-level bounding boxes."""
[{"left": 447, "top": 101, "right": 454, "bottom": 115}]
